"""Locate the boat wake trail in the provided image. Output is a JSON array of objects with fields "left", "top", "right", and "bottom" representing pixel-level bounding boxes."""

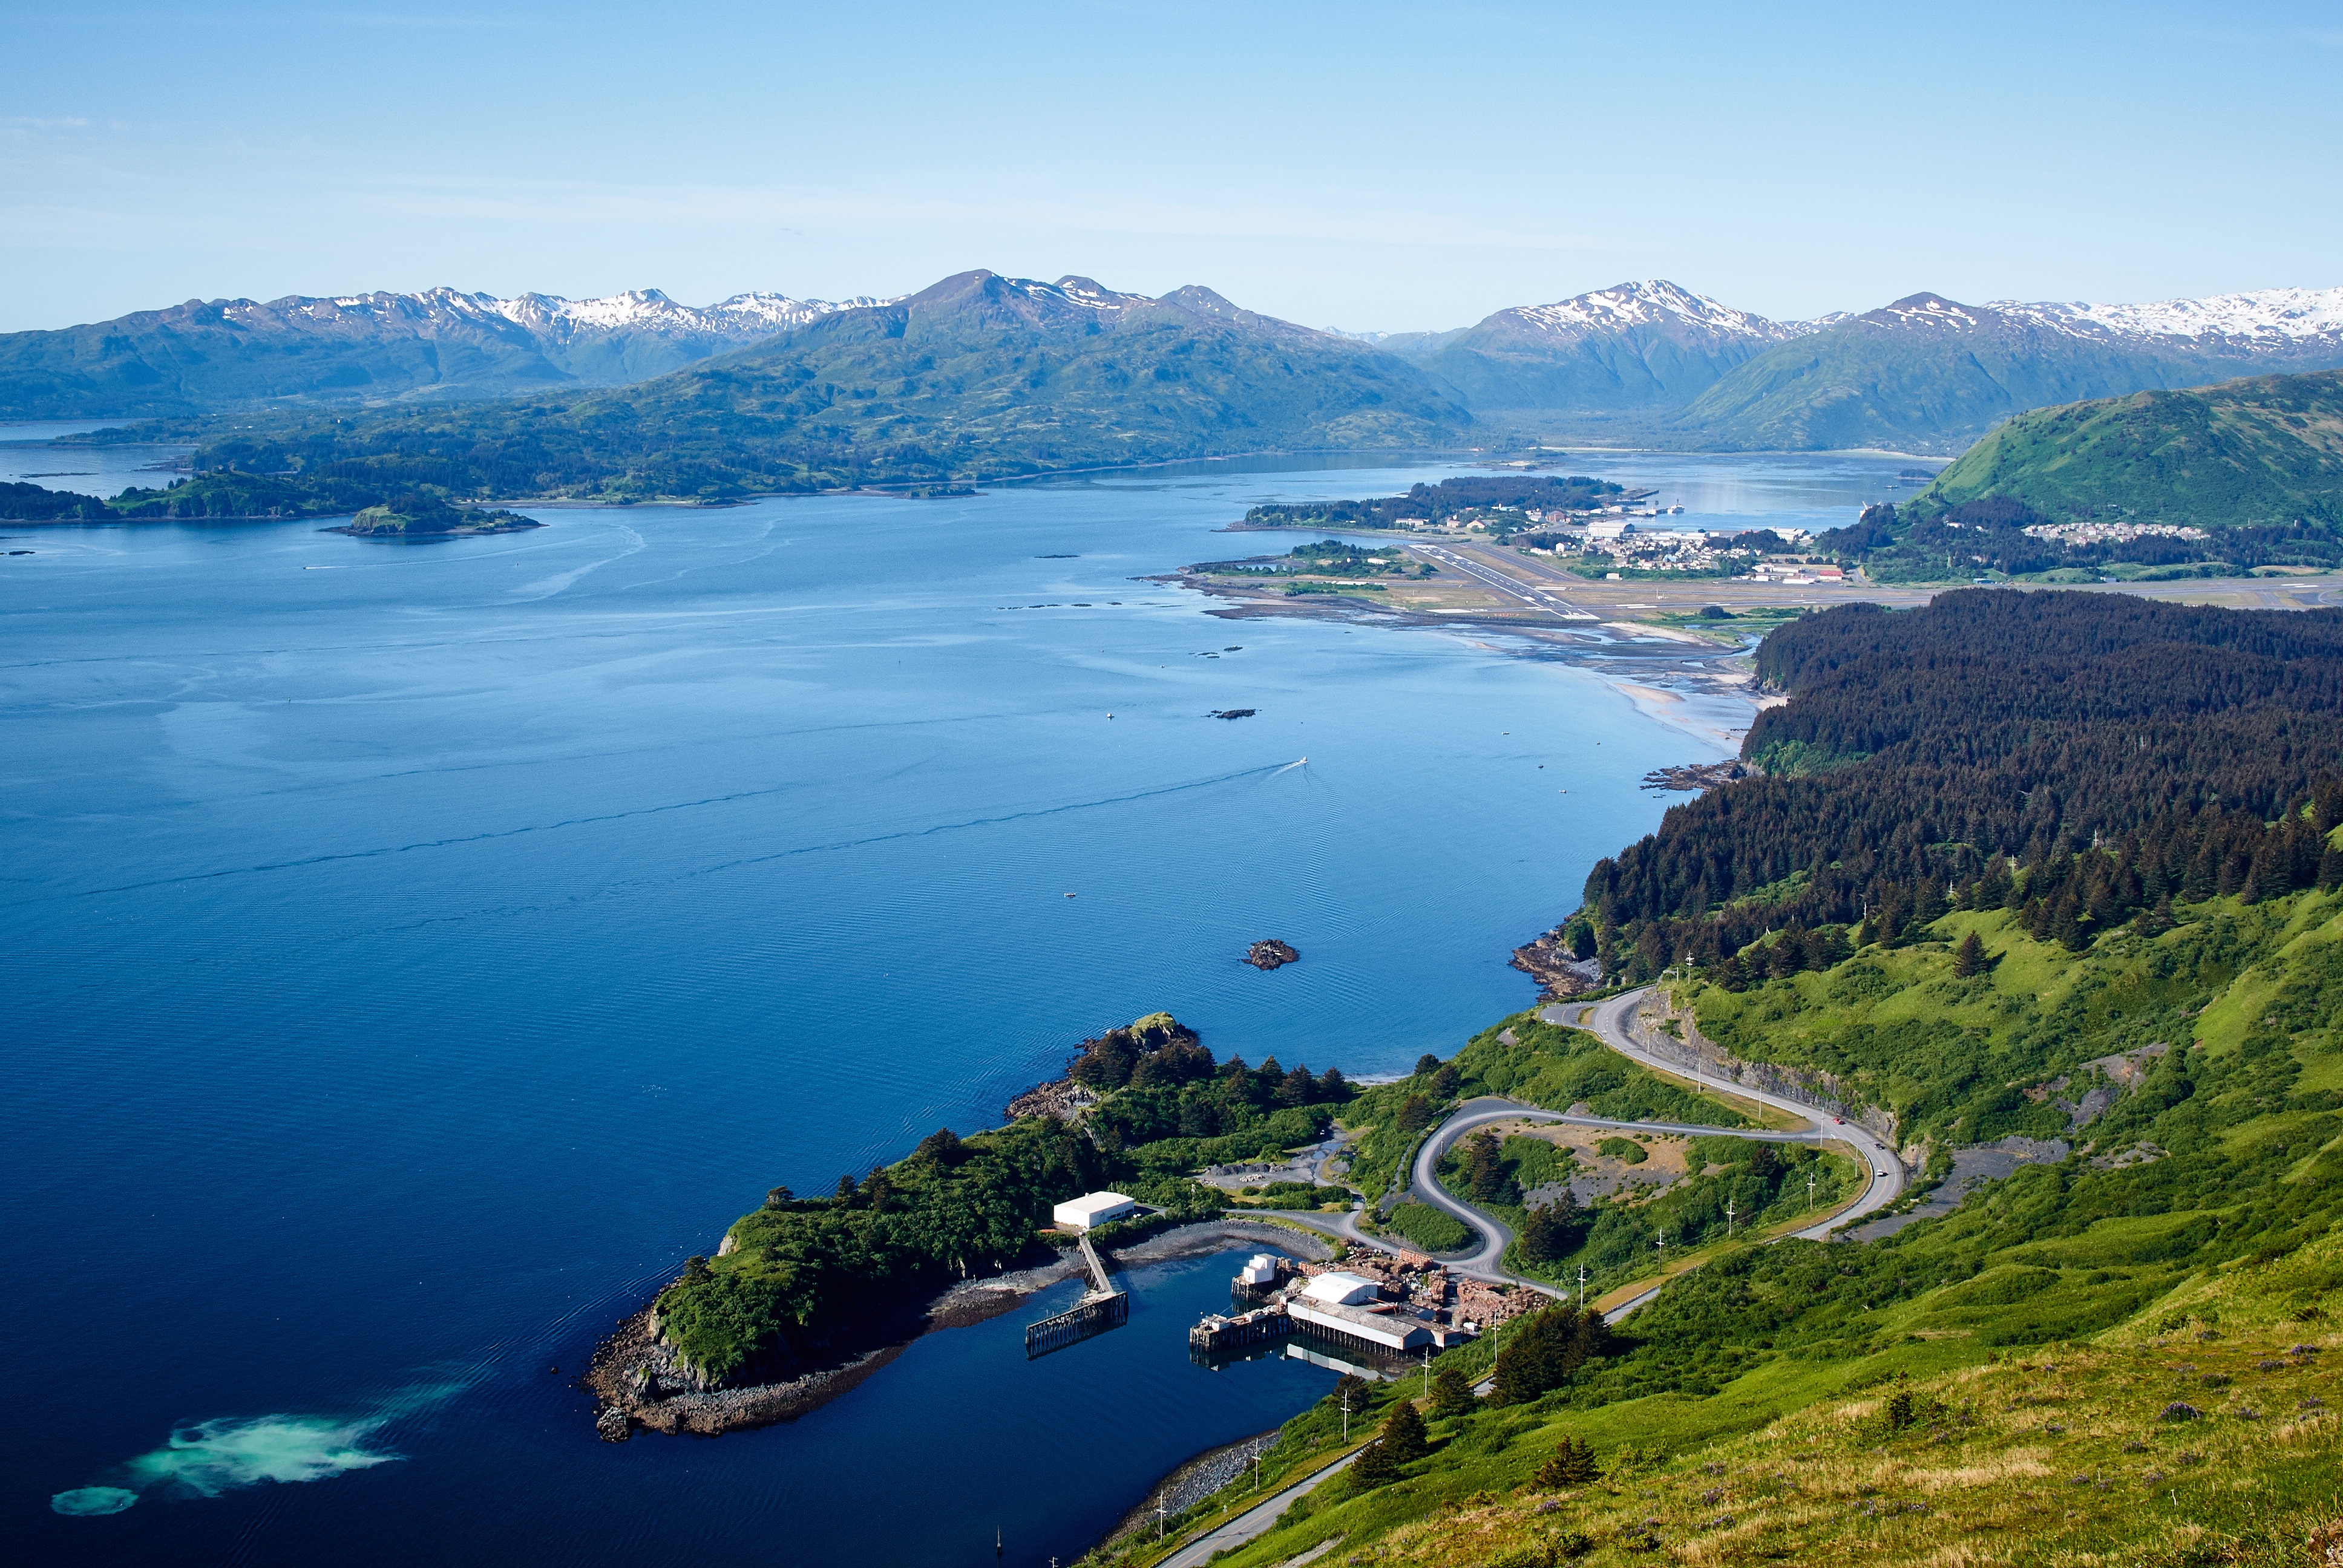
[{"left": 33, "top": 761, "right": 1305, "bottom": 907}]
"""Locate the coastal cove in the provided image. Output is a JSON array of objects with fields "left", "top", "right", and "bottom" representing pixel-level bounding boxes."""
[{"left": 7, "top": 456, "right": 1897, "bottom": 1566}]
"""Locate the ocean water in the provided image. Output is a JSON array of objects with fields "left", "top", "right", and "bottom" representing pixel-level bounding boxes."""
[
  {"left": 0, "top": 420, "right": 191, "bottom": 497},
  {"left": 3, "top": 456, "right": 1896, "bottom": 1564}
]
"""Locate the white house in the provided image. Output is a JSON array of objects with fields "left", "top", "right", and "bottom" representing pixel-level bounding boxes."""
[{"left": 1052, "top": 1191, "right": 1137, "bottom": 1230}]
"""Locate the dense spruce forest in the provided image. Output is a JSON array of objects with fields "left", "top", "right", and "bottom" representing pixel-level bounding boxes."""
[
  {"left": 1242, "top": 474, "right": 1623, "bottom": 530},
  {"left": 1583, "top": 592, "right": 2343, "bottom": 987}
]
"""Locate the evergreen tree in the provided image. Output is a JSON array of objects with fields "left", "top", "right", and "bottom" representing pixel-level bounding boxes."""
[
  {"left": 1493, "top": 1304, "right": 1614, "bottom": 1403},
  {"left": 1413, "top": 1053, "right": 1442, "bottom": 1078},
  {"left": 1348, "top": 1436, "right": 1397, "bottom": 1487},
  {"left": 1381, "top": 1398, "right": 1429, "bottom": 1463},
  {"left": 1534, "top": 1436, "right": 1600, "bottom": 1489},
  {"left": 1519, "top": 1200, "right": 1570, "bottom": 1263},
  {"left": 1427, "top": 1366, "right": 1475, "bottom": 1418},
  {"left": 1461, "top": 1130, "right": 1515, "bottom": 1203},
  {"left": 1953, "top": 930, "right": 1987, "bottom": 978},
  {"left": 1430, "top": 1063, "right": 1461, "bottom": 1099}
]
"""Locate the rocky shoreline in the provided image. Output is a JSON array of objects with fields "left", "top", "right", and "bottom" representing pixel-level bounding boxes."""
[
  {"left": 1509, "top": 924, "right": 1603, "bottom": 1000},
  {"left": 584, "top": 1218, "right": 1335, "bottom": 1442}
]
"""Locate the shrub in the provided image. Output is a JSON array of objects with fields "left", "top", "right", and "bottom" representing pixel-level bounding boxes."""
[{"left": 1386, "top": 1200, "right": 1473, "bottom": 1253}]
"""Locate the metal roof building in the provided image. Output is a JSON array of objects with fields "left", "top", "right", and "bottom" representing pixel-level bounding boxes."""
[{"left": 1050, "top": 1191, "right": 1137, "bottom": 1230}]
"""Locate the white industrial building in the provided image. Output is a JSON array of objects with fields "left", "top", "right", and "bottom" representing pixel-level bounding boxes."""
[
  {"left": 1586, "top": 517, "right": 1637, "bottom": 541},
  {"left": 1239, "top": 1254, "right": 1279, "bottom": 1287},
  {"left": 1051, "top": 1191, "right": 1137, "bottom": 1230},
  {"left": 1286, "top": 1296, "right": 1435, "bottom": 1351},
  {"left": 1299, "top": 1271, "right": 1381, "bottom": 1306}
]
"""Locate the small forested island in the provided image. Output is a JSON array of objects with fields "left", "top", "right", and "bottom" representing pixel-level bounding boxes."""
[
  {"left": 0, "top": 471, "right": 544, "bottom": 529},
  {"left": 332, "top": 500, "right": 541, "bottom": 537},
  {"left": 1237, "top": 474, "right": 1627, "bottom": 534}
]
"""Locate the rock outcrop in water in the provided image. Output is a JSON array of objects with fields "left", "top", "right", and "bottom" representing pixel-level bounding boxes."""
[{"left": 1245, "top": 939, "right": 1300, "bottom": 970}]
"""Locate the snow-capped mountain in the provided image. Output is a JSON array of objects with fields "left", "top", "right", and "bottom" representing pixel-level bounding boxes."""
[
  {"left": 1680, "top": 286, "right": 2343, "bottom": 456},
  {"left": 1996, "top": 286, "right": 2343, "bottom": 349},
  {"left": 888, "top": 271, "right": 1333, "bottom": 342},
  {"left": 1383, "top": 279, "right": 1809, "bottom": 412},
  {"left": 2, "top": 286, "right": 903, "bottom": 419},
  {"left": 1498, "top": 279, "right": 1806, "bottom": 344},
  {"left": 218, "top": 286, "right": 895, "bottom": 345}
]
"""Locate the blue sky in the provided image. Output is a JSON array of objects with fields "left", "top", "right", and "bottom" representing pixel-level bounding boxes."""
[{"left": 4, "top": 0, "right": 2339, "bottom": 333}]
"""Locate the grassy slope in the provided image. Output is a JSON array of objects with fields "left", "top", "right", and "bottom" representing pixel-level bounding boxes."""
[
  {"left": 1918, "top": 369, "right": 2343, "bottom": 528},
  {"left": 1101, "top": 888, "right": 2343, "bottom": 1567},
  {"left": 1339, "top": 1014, "right": 1755, "bottom": 1204}
]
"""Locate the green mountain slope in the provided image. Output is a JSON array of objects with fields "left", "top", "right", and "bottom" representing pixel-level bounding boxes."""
[
  {"left": 1811, "top": 371, "right": 2343, "bottom": 580},
  {"left": 1919, "top": 370, "right": 2343, "bottom": 527},
  {"left": 1677, "top": 293, "right": 2299, "bottom": 456},
  {"left": 1105, "top": 591, "right": 2343, "bottom": 1568},
  {"left": 123, "top": 272, "right": 1470, "bottom": 508}
]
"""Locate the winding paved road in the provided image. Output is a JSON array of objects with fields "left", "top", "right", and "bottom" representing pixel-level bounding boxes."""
[
  {"left": 1155, "top": 988, "right": 1912, "bottom": 1564},
  {"left": 1393, "top": 987, "right": 1905, "bottom": 1318}
]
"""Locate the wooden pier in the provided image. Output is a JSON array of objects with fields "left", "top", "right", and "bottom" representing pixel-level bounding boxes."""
[{"left": 1023, "top": 1229, "right": 1130, "bottom": 1359}]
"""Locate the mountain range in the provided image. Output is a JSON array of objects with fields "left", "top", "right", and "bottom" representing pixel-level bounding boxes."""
[
  {"left": 106, "top": 270, "right": 1468, "bottom": 514},
  {"left": 1363, "top": 280, "right": 2343, "bottom": 453},
  {"left": 0, "top": 286, "right": 896, "bottom": 419},
  {"left": 11, "top": 272, "right": 2343, "bottom": 505}
]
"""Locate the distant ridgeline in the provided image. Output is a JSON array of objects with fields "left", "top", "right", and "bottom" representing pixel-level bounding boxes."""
[
  {"left": 647, "top": 1013, "right": 1353, "bottom": 1387},
  {"left": 1818, "top": 369, "right": 2343, "bottom": 582},
  {"left": 48, "top": 270, "right": 1470, "bottom": 512},
  {"left": 1583, "top": 591, "right": 2343, "bottom": 997},
  {"left": 1241, "top": 474, "right": 1624, "bottom": 531}
]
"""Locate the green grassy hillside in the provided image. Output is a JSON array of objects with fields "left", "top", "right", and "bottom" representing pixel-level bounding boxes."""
[
  {"left": 1814, "top": 371, "right": 2343, "bottom": 581},
  {"left": 1920, "top": 370, "right": 2343, "bottom": 528},
  {"left": 1103, "top": 884, "right": 2343, "bottom": 1568}
]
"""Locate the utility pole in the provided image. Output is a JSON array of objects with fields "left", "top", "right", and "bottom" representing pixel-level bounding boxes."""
[
  {"left": 1423, "top": 1347, "right": 1432, "bottom": 1399},
  {"left": 1577, "top": 1262, "right": 1587, "bottom": 1310},
  {"left": 1654, "top": 1228, "right": 1666, "bottom": 1267},
  {"left": 1725, "top": 1197, "right": 1735, "bottom": 1240},
  {"left": 1157, "top": 1497, "right": 1168, "bottom": 1542},
  {"left": 1807, "top": 1171, "right": 1817, "bottom": 1212}
]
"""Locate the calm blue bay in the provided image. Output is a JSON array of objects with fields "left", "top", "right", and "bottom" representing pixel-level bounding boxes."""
[{"left": 2, "top": 455, "right": 1901, "bottom": 1565}]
